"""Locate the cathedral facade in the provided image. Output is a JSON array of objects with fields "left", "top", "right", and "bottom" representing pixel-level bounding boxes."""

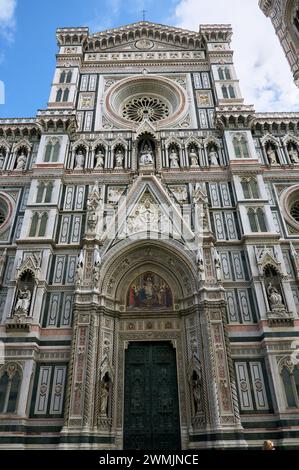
[
  {"left": 0, "top": 21, "right": 299, "bottom": 450},
  {"left": 259, "top": 0, "right": 299, "bottom": 86}
]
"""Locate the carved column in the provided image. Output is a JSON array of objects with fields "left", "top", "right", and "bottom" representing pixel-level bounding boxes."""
[{"left": 200, "top": 302, "right": 243, "bottom": 432}]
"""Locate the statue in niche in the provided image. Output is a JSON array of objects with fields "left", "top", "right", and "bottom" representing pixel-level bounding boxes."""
[
  {"left": 196, "top": 248, "right": 204, "bottom": 278},
  {"left": 169, "top": 148, "right": 180, "bottom": 168},
  {"left": 75, "top": 251, "right": 84, "bottom": 287},
  {"left": 288, "top": 144, "right": 299, "bottom": 164},
  {"left": 189, "top": 147, "right": 199, "bottom": 167},
  {"left": 15, "top": 151, "right": 27, "bottom": 170},
  {"left": 267, "top": 283, "right": 284, "bottom": 310},
  {"left": 93, "top": 248, "right": 102, "bottom": 285},
  {"left": 75, "top": 149, "right": 85, "bottom": 169},
  {"left": 14, "top": 288, "right": 31, "bottom": 315},
  {"left": 191, "top": 370, "right": 202, "bottom": 415},
  {"left": 267, "top": 145, "right": 278, "bottom": 165},
  {"left": 99, "top": 373, "right": 110, "bottom": 417},
  {"left": 213, "top": 248, "right": 222, "bottom": 282},
  {"left": 115, "top": 149, "right": 124, "bottom": 168},
  {"left": 139, "top": 144, "right": 154, "bottom": 166},
  {"left": 208, "top": 146, "right": 219, "bottom": 166},
  {"left": 95, "top": 149, "right": 105, "bottom": 168},
  {"left": 0, "top": 151, "right": 5, "bottom": 170}
]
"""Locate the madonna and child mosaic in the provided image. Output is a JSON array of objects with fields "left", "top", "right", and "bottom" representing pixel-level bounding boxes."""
[{"left": 127, "top": 272, "right": 173, "bottom": 310}]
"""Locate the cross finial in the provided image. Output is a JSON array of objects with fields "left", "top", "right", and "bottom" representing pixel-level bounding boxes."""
[{"left": 141, "top": 9, "right": 147, "bottom": 21}]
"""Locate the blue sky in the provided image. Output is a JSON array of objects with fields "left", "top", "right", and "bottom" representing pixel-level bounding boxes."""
[{"left": 0, "top": 0, "right": 298, "bottom": 118}]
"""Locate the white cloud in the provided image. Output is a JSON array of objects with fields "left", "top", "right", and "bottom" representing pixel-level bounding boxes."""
[
  {"left": 0, "top": 0, "right": 17, "bottom": 41},
  {"left": 174, "top": 0, "right": 299, "bottom": 112}
]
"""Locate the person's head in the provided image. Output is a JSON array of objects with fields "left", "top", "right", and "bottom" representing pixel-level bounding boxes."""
[{"left": 263, "top": 440, "right": 275, "bottom": 450}]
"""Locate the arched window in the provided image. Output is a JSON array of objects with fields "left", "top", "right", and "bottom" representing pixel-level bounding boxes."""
[
  {"left": 38, "top": 213, "right": 48, "bottom": 237},
  {"left": 228, "top": 85, "right": 236, "bottom": 99},
  {"left": 29, "top": 213, "right": 39, "bottom": 237},
  {"left": 225, "top": 67, "right": 231, "bottom": 80},
  {"left": 248, "top": 208, "right": 267, "bottom": 232},
  {"left": 36, "top": 183, "right": 45, "bottom": 203},
  {"left": 66, "top": 71, "right": 72, "bottom": 83},
  {"left": 44, "top": 183, "right": 53, "bottom": 203},
  {"left": 256, "top": 208, "right": 267, "bottom": 232},
  {"left": 241, "top": 178, "right": 259, "bottom": 199},
  {"left": 222, "top": 85, "right": 229, "bottom": 99},
  {"left": 218, "top": 68, "right": 225, "bottom": 80},
  {"left": 248, "top": 208, "right": 258, "bottom": 232},
  {"left": 44, "top": 139, "right": 60, "bottom": 163},
  {"left": 59, "top": 71, "right": 66, "bottom": 84},
  {"left": 36, "top": 182, "right": 53, "bottom": 204},
  {"left": 233, "top": 134, "right": 249, "bottom": 158},
  {"left": 281, "top": 367, "right": 299, "bottom": 408},
  {"left": 63, "top": 89, "right": 69, "bottom": 102},
  {"left": 56, "top": 89, "right": 63, "bottom": 102},
  {"left": 0, "top": 368, "right": 21, "bottom": 414},
  {"left": 29, "top": 212, "right": 48, "bottom": 237}
]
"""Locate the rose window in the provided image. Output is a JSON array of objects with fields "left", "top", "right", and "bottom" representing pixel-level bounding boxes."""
[
  {"left": 122, "top": 96, "right": 170, "bottom": 123},
  {"left": 290, "top": 201, "right": 299, "bottom": 222},
  {"left": 0, "top": 198, "right": 9, "bottom": 227}
]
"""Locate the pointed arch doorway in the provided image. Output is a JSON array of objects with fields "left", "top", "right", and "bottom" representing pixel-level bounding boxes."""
[{"left": 123, "top": 341, "right": 181, "bottom": 451}]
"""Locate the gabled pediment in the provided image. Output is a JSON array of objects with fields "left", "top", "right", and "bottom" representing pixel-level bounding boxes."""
[
  {"left": 86, "top": 21, "right": 204, "bottom": 52},
  {"left": 101, "top": 175, "right": 196, "bottom": 254}
]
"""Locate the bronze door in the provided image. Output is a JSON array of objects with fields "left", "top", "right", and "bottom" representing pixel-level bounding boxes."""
[{"left": 123, "top": 341, "right": 181, "bottom": 450}]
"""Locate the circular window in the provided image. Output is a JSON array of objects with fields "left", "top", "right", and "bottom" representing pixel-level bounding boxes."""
[
  {"left": 122, "top": 96, "right": 170, "bottom": 123},
  {"left": 291, "top": 201, "right": 299, "bottom": 223},
  {"left": 105, "top": 75, "right": 188, "bottom": 129},
  {"left": 0, "top": 194, "right": 12, "bottom": 231},
  {"left": 280, "top": 185, "right": 299, "bottom": 231}
]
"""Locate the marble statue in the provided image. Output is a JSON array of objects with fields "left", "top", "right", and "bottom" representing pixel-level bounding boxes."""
[
  {"left": 192, "top": 371, "right": 202, "bottom": 415},
  {"left": 169, "top": 149, "right": 180, "bottom": 168},
  {"left": 267, "top": 283, "right": 283, "bottom": 309},
  {"left": 75, "top": 150, "right": 85, "bottom": 169},
  {"left": 75, "top": 251, "right": 84, "bottom": 287},
  {"left": 99, "top": 381, "right": 109, "bottom": 416},
  {"left": 15, "top": 288, "right": 31, "bottom": 315},
  {"left": 139, "top": 144, "right": 154, "bottom": 166},
  {"left": 15, "top": 151, "right": 27, "bottom": 170},
  {"left": 115, "top": 149, "right": 124, "bottom": 168},
  {"left": 95, "top": 149, "right": 105, "bottom": 168},
  {"left": 189, "top": 147, "right": 199, "bottom": 167},
  {"left": 289, "top": 145, "right": 299, "bottom": 164},
  {"left": 267, "top": 147, "right": 278, "bottom": 165},
  {"left": 209, "top": 147, "right": 219, "bottom": 166},
  {"left": 213, "top": 248, "right": 222, "bottom": 281}
]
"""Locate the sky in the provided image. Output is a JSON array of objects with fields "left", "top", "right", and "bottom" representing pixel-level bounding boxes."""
[{"left": 0, "top": 0, "right": 298, "bottom": 118}]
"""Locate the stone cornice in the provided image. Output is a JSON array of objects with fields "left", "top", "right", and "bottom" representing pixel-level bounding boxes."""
[
  {"left": 85, "top": 21, "right": 205, "bottom": 53},
  {"left": 216, "top": 104, "right": 255, "bottom": 129},
  {"left": 200, "top": 24, "right": 233, "bottom": 43},
  {"left": 0, "top": 118, "right": 41, "bottom": 138},
  {"left": 37, "top": 109, "right": 77, "bottom": 133},
  {"left": 56, "top": 27, "right": 89, "bottom": 46},
  {"left": 259, "top": 0, "right": 274, "bottom": 16}
]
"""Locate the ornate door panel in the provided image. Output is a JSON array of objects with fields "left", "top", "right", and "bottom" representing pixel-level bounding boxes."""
[{"left": 124, "top": 342, "right": 181, "bottom": 450}]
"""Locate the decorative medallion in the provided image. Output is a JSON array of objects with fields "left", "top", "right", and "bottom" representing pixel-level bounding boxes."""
[{"left": 135, "top": 39, "right": 154, "bottom": 50}]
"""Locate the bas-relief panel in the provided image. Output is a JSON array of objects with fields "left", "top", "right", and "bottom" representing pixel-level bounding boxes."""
[{"left": 127, "top": 272, "right": 173, "bottom": 311}]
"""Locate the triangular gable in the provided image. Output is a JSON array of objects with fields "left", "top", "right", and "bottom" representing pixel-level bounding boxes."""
[
  {"left": 101, "top": 175, "right": 196, "bottom": 254},
  {"left": 87, "top": 21, "right": 203, "bottom": 52}
]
